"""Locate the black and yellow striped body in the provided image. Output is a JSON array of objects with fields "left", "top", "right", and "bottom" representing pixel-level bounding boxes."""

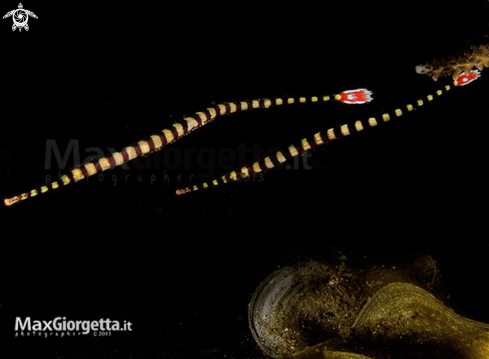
[
  {"left": 4, "top": 93, "right": 342, "bottom": 206},
  {"left": 5, "top": 41, "right": 482, "bottom": 206},
  {"left": 176, "top": 85, "right": 453, "bottom": 195}
]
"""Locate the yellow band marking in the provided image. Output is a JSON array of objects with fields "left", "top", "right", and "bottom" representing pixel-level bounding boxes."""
[
  {"left": 327, "top": 128, "right": 336, "bottom": 140},
  {"left": 241, "top": 167, "right": 250, "bottom": 178},
  {"left": 138, "top": 141, "right": 151, "bottom": 155},
  {"left": 61, "top": 175, "right": 71, "bottom": 185},
  {"left": 185, "top": 117, "right": 199, "bottom": 132},
  {"left": 311, "top": 96, "right": 318, "bottom": 102},
  {"left": 124, "top": 146, "right": 137, "bottom": 161},
  {"left": 207, "top": 108, "right": 217, "bottom": 119},
  {"left": 264, "top": 99, "right": 272, "bottom": 108},
  {"left": 172, "top": 123, "right": 184, "bottom": 137},
  {"left": 150, "top": 134, "right": 163, "bottom": 149},
  {"left": 368, "top": 117, "right": 378, "bottom": 127},
  {"left": 264, "top": 157, "right": 274, "bottom": 169},
  {"left": 252, "top": 162, "right": 262, "bottom": 173},
  {"left": 314, "top": 133, "right": 324, "bottom": 145},
  {"left": 276, "top": 98, "right": 283, "bottom": 105},
  {"left": 196, "top": 112, "right": 209, "bottom": 123},
  {"left": 112, "top": 152, "right": 124, "bottom": 166},
  {"left": 276, "top": 151, "right": 287, "bottom": 163},
  {"left": 162, "top": 129, "right": 174, "bottom": 143},
  {"left": 382, "top": 113, "right": 390, "bottom": 122},
  {"left": 355, "top": 121, "right": 364, "bottom": 131},
  {"left": 340, "top": 124, "right": 350, "bottom": 136},
  {"left": 395, "top": 109, "right": 402, "bottom": 117},
  {"left": 288, "top": 145, "right": 299, "bottom": 157},
  {"left": 406, "top": 104, "right": 414, "bottom": 111},
  {"left": 98, "top": 157, "right": 111, "bottom": 171},
  {"left": 71, "top": 169, "right": 85, "bottom": 181},
  {"left": 84, "top": 163, "right": 97, "bottom": 176},
  {"left": 217, "top": 104, "right": 227, "bottom": 114},
  {"left": 301, "top": 139, "right": 311, "bottom": 151}
]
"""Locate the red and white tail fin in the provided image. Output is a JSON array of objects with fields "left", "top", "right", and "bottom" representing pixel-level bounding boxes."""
[
  {"left": 336, "top": 89, "right": 374, "bottom": 104},
  {"left": 454, "top": 70, "right": 480, "bottom": 86}
]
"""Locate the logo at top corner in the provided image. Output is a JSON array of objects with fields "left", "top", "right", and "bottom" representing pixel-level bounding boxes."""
[{"left": 3, "top": 3, "right": 38, "bottom": 32}]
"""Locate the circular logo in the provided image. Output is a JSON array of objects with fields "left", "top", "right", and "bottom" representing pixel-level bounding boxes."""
[{"left": 12, "top": 9, "right": 28, "bottom": 28}]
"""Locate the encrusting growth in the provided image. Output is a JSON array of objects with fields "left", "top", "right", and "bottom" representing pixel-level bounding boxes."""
[{"left": 416, "top": 43, "right": 489, "bottom": 81}]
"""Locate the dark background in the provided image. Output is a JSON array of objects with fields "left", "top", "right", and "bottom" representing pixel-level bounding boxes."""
[{"left": 1, "top": 0, "right": 488, "bottom": 358}]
